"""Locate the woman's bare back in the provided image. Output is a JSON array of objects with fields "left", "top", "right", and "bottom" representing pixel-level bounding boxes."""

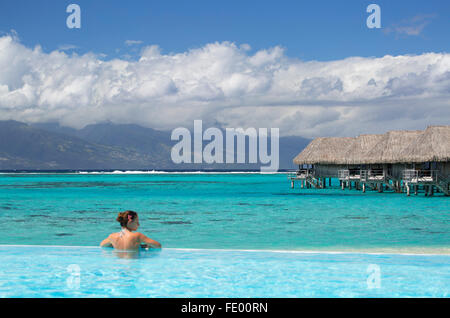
[
  {"left": 100, "top": 212, "right": 162, "bottom": 250},
  {"left": 109, "top": 229, "right": 141, "bottom": 250}
]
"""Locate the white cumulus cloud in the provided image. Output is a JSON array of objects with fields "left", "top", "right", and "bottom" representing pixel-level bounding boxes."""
[{"left": 0, "top": 34, "right": 449, "bottom": 137}]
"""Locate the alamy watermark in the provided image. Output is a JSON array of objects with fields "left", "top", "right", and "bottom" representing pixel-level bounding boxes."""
[
  {"left": 64, "top": 5, "right": 380, "bottom": 31},
  {"left": 66, "top": 4, "right": 81, "bottom": 29},
  {"left": 66, "top": 264, "right": 81, "bottom": 289},
  {"left": 366, "top": 264, "right": 381, "bottom": 289},
  {"left": 171, "top": 120, "right": 279, "bottom": 172},
  {"left": 366, "top": 4, "right": 381, "bottom": 29}
]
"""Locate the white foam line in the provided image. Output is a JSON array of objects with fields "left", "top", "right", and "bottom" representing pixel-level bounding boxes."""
[{"left": 0, "top": 245, "right": 448, "bottom": 256}]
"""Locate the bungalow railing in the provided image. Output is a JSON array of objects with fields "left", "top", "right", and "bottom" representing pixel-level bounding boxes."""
[
  {"left": 287, "top": 169, "right": 314, "bottom": 180},
  {"left": 402, "top": 170, "right": 439, "bottom": 184},
  {"left": 349, "top": 169, "right": 361, "bottom": 179},
  {"left": 338, "top": 169, "right": 363, "bottom": 181},
  {"left": 367, "top": 169, "right": 385, "bottom": 181},
  {"left": 287, "top": 171, "right": 298, "bottom": 180},
  {"left": 360, "top": 170, "right": 368, "bottom": 182},
  {"left": 436, "top": 171, "right": 450, "bottom": 185},
  {"left": 402, "top": 169, "right": 418, "bottom": 183},
  {"left": 435, "top": 172, "right": 450, "bottom": 195},
  {"left": 338, "top": 170, "right": 349, "bottom": 180},
  {"left": 402, "top": 170, "right": 449, "bottom": 195}
]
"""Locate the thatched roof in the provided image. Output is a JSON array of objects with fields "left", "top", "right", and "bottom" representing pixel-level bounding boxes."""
[
  {"left": 343, "top": 134, "right": 385, "bottom": 165},
  {"left": 399, "top": 126, "right": 450, "bottom": 163},
  {"left": 364, "top": 130, "right": 423, "bottom": 164},
  {"left": 293, "top": 126, "right": 450, "bottom": 165},
  {"left": 293, "top": 137, "right": 355, "bottom": 165}
]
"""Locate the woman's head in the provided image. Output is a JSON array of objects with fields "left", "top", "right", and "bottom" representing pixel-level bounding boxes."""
[{"left": 116, "top": 210, "right": 139, "bottom": 231}]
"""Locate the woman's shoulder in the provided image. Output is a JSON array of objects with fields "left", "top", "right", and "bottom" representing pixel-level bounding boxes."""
[
  {"left": 131, "top": 232, "right": 147, "bottom": 240},
  {"left": 109, "top": 232, "right": 120, "bottom": 239}
]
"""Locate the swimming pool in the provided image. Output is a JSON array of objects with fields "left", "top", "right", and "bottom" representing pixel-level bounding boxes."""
[{"left": 0, "top": 245, "right": 448, "bottom": 297}]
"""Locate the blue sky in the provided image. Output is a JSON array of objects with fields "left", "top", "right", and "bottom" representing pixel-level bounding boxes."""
[
  {"left": 0, "top": 1, "right": 449, "bottom": 136},
  {"left": 0, "top": 0, "right": 449, "bottom": 61}
]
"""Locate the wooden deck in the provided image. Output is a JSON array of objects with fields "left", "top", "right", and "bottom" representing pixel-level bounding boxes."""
[{"left": 289, "top": 168, "right": 449, "bottom": 196}]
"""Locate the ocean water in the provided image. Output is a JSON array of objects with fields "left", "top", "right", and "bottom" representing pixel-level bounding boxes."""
[
  {"left": 1, "top": 245, "right": 449, "bottom": 297},
  {"left": 0, "top": 172, "right": 448, "bottom": 252}
]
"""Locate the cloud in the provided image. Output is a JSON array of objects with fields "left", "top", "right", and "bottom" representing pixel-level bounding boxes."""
[
  {"left": 0, "top": 35, "right": 449, "bottom": 137},
  {"left": 125, "top": 40, "right": 143, "bottom": 46},
  {"left": 384, "top": 14, "right": 436, "bottom": 37}
]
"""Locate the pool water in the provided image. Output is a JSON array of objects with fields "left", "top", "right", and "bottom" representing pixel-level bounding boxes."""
[{"left": 0, "top": 245, "right": 448, "bottom": 298}]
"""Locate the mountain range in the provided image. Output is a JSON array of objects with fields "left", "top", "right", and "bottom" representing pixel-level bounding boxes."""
[{"left": 0, "top": 120, "right": 310, "bottom": 170}]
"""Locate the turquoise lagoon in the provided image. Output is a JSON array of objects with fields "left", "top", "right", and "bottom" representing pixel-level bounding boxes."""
[{"left": 0, "top": 172, "right": 448, "bottom": 251}]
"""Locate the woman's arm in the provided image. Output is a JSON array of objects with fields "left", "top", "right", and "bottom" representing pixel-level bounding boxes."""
[
  {"left": 138, "top": 233, "right": 162, "bottom": 249},
  {"left": 100, "top": 234, "right": 113, "bottom": 247}
]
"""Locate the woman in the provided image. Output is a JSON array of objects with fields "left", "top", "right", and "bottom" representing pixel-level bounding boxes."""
[{"left": 100, "top": 210, "right": 161, "bottom": 250}]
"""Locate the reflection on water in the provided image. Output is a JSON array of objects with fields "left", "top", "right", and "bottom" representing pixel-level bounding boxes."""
[
  {"left": 113, "top": 250, "right": 141, "bottom": 259},
  {"left": 101, "top": 246, "right": 162, "bottom": 259}
]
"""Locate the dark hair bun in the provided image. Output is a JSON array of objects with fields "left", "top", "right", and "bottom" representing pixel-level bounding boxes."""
[{"left": 116, "top": 210, "right": 137, "bottom": 227}]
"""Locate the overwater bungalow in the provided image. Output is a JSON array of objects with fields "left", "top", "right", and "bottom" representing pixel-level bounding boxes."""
[{"left": 290, "top": 126, "right": 450, "bottom": 196}]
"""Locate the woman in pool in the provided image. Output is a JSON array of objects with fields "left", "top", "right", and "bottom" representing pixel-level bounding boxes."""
[{"left": 100, "top": 210, "right": 161, "bottom": 250}]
